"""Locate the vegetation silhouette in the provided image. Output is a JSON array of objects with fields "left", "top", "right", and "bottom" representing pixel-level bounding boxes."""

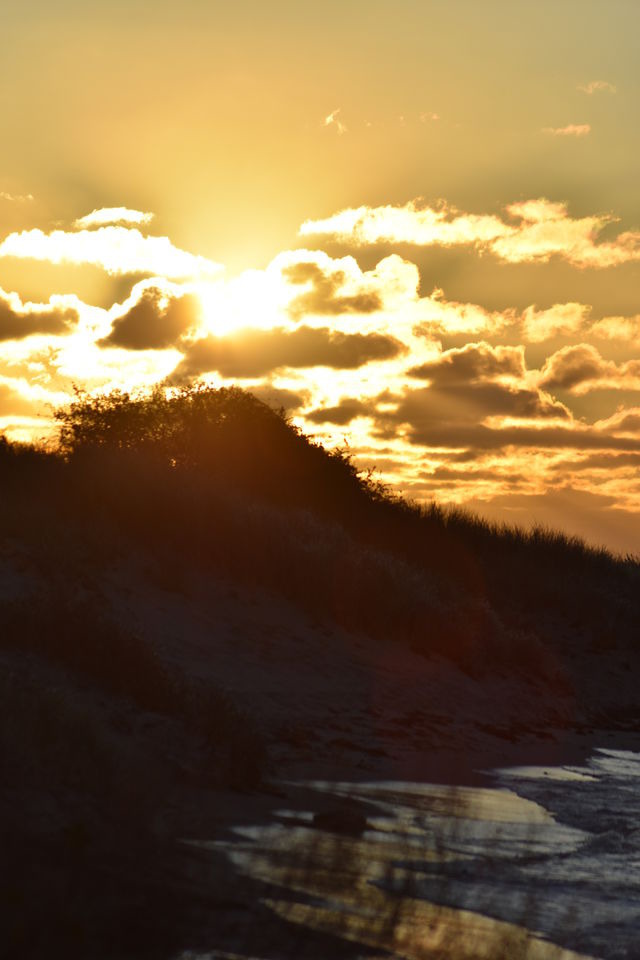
[
  {"left": 2, "top": 383, "right": 638, "bottom": 684},
  {"left": 46, "top": 384, "right": 640, "bottom": 678},
  {"left": 2, "top": 383, "right": 640, "bottom": 958}
]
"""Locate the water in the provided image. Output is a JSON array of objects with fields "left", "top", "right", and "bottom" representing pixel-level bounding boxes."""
[
  {"left": 194, "top": 748, "right": 640, "bottom": 960},
  {"left": 486, "top": 749, "right": 640, "bottom": 959}
]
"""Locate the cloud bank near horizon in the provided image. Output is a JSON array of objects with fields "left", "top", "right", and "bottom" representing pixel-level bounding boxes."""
[{"left": 2, "top": 199, "right": 640, "bottom": 553}]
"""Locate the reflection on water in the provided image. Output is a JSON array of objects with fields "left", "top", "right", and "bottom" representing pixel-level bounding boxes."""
[{"left": 188, "top": 776, "right": 597, "bottom": 960}]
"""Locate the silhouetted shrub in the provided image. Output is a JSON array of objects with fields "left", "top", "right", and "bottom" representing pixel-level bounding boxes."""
[{"left": 55, "top": 384, "right": 371, "bottom": 521}]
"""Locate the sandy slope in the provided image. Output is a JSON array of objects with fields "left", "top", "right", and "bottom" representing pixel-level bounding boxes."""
[{"left": 2, "top": 534, "right": 638, "bottom": 959}]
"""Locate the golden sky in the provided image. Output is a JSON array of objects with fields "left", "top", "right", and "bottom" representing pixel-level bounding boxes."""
[{"left": 2, "top": 0, "right": 640, "bottom": 553}]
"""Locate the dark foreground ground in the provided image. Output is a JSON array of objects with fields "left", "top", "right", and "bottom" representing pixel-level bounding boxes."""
[
  {"left": 3, "top": 388, "right": 640, "bottom": 958},
  {"left": 3, "top": 527, "right": 639, "bottom": 960}
]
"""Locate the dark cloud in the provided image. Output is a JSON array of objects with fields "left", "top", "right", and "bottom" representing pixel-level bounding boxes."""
[
  {"left": 306, "top": 398, "right": 373, "bottom": 425},
  {"left": 398, "top": 420, "right": 640, "bottom": 453},
  {"left": 539, "top": 344, "right": 608, "bottom": 392},
  {"left": 600, "top": 410, "right": 640, "bottom": 433},
  {"left": 550, "top": 451, "right": 640, "bottom": 472},
  {"left": 424, "top": 465, "right": 524, "bottom": 483},
  {"left": 394, "top": 380, "right": 568, "bottom": 430},
  {"left": 246, "top": 383, "right": 308, "bottom": 413},
  {"left": 538, "top": 344, "right": 640, "bottom": 395},
  {"left": 0, "top": 292, "right": 78, "bottom": 341},
  {"left": 307, "top": 365, "right": 571, "bottom": 441},
  {"left": 357, "top": 379, "right": 640, "bottom": 453},
  {"left": 283, "top": 262, "right": 383, "bottom": 320},
  {"left": 99, "top": 288, "right": 201, "bottom": 350},
  {"left": 175, "top": 326, "right": 404, "bottom": 378},
  {"left": 408, "top": 342, "right": 526, "bottom": 383}
]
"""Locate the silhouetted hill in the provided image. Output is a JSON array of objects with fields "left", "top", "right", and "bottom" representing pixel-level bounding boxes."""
[
  {"left": 2, "top": 384, "right": 640, "bottom": 958},
  {"left": 6, "top": 384, "right": 637, "bottom": 674}
]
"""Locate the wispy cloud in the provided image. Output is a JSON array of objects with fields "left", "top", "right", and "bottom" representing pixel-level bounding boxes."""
[
  {"left": 300, "top": 198, "right": 640, "bottom": 268},
  {"left": 0, "top": 192, "right": 34, "bottom": 203},
  {"left": 419, "top": 111, "right": 440, "bottom": 122},
  {"left": 74, "top": 207, "right": 155, "bottom": 229},
  {"left": 542, "top": 123, "right": 591, "bottom": 137},
  {"left": 324, "top": 108, "right": 347, "bottom": 135},
  {"left": 578, "top": 80, "right": 616, "bottom": 95}
]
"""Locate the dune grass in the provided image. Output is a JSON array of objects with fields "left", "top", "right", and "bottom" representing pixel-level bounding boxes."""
[
  {"left": 1, "top": 384, "right": 639, "bottom": 958},
  {"left": 3, "top": 384, "right": 639, "bottom": 683}
]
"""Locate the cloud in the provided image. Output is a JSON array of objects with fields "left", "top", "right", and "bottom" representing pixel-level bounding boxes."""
[
  {"left": 414, "top": 288, "right": 515, "bottom": 337},
  {"left": 0, "top": 192, "right": 34, "bottom": 203},
  {"left": 0, "top": 224, "right": 222, "bottom": 279},
  {"left": 175, "top": 326, "right": 404, "bottom": 378},
  {"left": 0, "top": 372, "right": 69, "bottom": 419},
  {"left": 324, "top": 108, "right": 347, "bottom": 135},
  {"left": 283, "top": 260, "right": 383, "bottom": 319},
  {"left": 372, "top": 383, "right": 579, "bottom": 453},
  {"left": 578, "top": 80, "right": 616, "bottom": 95},
  {"left": 0, "top": 288, "right": 79, "bottom": 341},
  {"left": 539, "top": 344, "right": 640, "bottom": 394},
  {"left": 0, "top": 380, "right": 41, "bottom": 417},
  {"left": 246, "top": 383, "right": 309, "bottom": 413},
  {"left": 408, "top": 342, "right": 526, "bottom": 383},
  {"left": 522, "top": 302, "right": 590, "bottom": 342},
  {"left": 419, "top": 112, "right": 440, "bottom": 122},
  {"left": 305, "top": 343, "right": 569, "bottom": 441},
  {"left": 550, "top": 451, "right": 640, "bottom": 473},
  {"left": 306, "top": 397, "right": 373, "bottom": 425},
  {"left": 542, "top": 124, "right": 591, "bottom": 137},
  {"left": 274, "top": 249, "right": 509, "bottom": 336},
  {"left": 300, "top": 198, "right": 640, "bottom": 268},
  {"left": 590, "top": 314, "right": 640, "bottom": 342},
  {"left": 300, "top": 199, "right": 508, "bottom": 248},
  {"left": 74, "top": 207, "right": 155, "bottom": 228},
  {"left": 595, "top": 407, "right": 640, "bottom": 434},
  {"left": 99, "top": 284, "right": 202, "bottom": 350},
  {"left": 380, "top": 397, "right": 640, "bottom": 453}
]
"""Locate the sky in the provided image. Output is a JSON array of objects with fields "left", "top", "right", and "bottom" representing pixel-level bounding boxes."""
[{"left": 2, "top": 0, "right": 640, "bottom": 554}]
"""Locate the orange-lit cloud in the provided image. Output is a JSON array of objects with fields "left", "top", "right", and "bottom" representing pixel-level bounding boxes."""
[
  {"left": 539, "top": 344, "right": 640, "bottom": 395},
  {"left": 522, "top": 302, "right": 590, "bottom": 342},
  {"left": 0, "top": 287, "right": 79, "bottom": 341},
  {"left": 74, "top": 207, "right": 155, "bottom": 228},
  {"left": 175, "top": 326, "right": 405, "bottom": 379},
  {"left": 590, "top": 314, "right": 640, "bottom": 342},
  {"left": 414, "top": 288, "right": 515, "bottom": 336},
  {"left": 408, "top": 342, "right": 527, "bottom": 384},
  {"left": 99, "top": 284, "right": 202, "bottom": 350},
  {"left": 0, "top": 220, "right": 222, "bottom": 279},
  {"left": 578, "top": 80, "right": 616, "bottom": 95},
  {"left": 0, "top": 192, "right": 34, "bottom": 203},
  {"left": 282, "top": 259, "right": 383, "bottom": 319},
  {"left": 5, "top": 200, "right": 640, "bottom": 547},
  {"left": 542, "top": 124, "right": 591, "bottom": 137},
  {"left": 324, "top": 108, "right": 347, "bottom": 135},
  {"left": 301, "top": 198, "right": 640, "bottom": 268},
  {"left": 301, "top": 200, "right": 507, "bottom": 248}
]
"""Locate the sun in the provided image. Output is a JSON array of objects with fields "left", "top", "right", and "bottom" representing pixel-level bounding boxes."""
[{"left": 194, "top": 266, "right": 294, "bottom": 338}]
